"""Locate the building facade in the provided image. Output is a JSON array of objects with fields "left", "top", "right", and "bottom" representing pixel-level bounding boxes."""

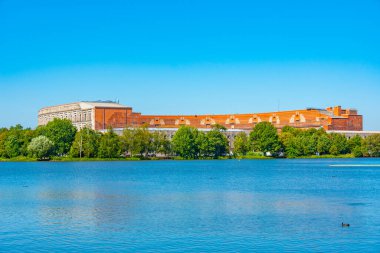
[
  {"left": 38, "top": 102, "right": 363, "bottom": 131},
  {"left": 38, "top": 101, "right": 132, "bottom": 130}
]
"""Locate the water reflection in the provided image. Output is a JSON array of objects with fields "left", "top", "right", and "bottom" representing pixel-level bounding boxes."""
[
  {"left": 0, "top": 159, "right": 379, "bottom": 252},
  {"left": 35, "top": 186, "right": 364, "bottom": 234},
  {"left": 38, "top": 189, "right": 135, "bottom": 231}
]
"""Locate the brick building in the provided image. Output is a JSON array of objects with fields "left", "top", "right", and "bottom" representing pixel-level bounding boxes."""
[{"left": 38, "top": 101, "right": 363, "bottom": 131}]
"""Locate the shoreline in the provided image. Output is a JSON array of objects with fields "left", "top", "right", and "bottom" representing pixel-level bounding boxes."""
[{"left": 0, "top": 154, "right": 365, "bottom": 162}]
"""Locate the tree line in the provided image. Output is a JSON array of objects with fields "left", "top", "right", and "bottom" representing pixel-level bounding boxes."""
[{"left": 0, "top": 119, "right": 379, "bottom": 160}]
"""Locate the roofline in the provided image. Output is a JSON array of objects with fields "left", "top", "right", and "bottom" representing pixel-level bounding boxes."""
[
  {"left": 140, "top": 108, "right": 332, "bottom": 118},
  {"left": 39, "top": 103, "right": 357, "bottom": 117},
  {"left": 94, "top": 106, "right": 132, "bottom": 109},
  {"left": 39, "top": 101, "right": 82, "bottom": 111},
  {"left": 39, "top": 101, "right": 131, "bottom": 113}
]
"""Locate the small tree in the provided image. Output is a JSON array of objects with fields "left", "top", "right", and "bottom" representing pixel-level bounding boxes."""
[
  {"left": 43, "top": 119, "right": 77, "bottom": 156},
  {"left": 249, "top": 122, "right": 281, "bottom": 155},
  {"left": 199, "top": 127, "right": 229, "bottom": 158},
  {"left": 233, "top": 132, "right": 249, "bottom": 156},
  {"left": 27, "top": 136, "right": 54, "bottom": 160},
  {"left": 347, "top": 135, "right": 363, "bottom": 157},
  {"left": 329, "top": 133, "right": 349, "bottom": 155},
  {"left": 132, "top": 126, "right": 152, "bottom": 157},
  {"left": 151, "top": 131, "right": 171, "bottom": 157},
  {"left": 70, "top": 128, "right": 101, "bottom": 158},
  {"left": 317, "top": 134, "right": 332, "bottom": 155},
  {"left": 299, "top": 135, "right": 317, "bottom": 156},
  {"left": 98, "top": 128, "right": 122, "bottom": 158},
  {"left": 279, "top": 130, "right": 295, "bottom": 157},
  {"left": 285, "top": 135, "right": 303, "bottom": 158},
  {"left": 122, "top": 126, "right": 152, "bottom": 157},
  {"left": 4, "top": 135, "right": 21, "bottom": 158},
  {"left": 197, "top": 131, "right": 209, "bottom": 158},
  {"left": 362, "top": 134, "right": 380, "bottom": 157},
  {"left": 0, "top": 125, "right": 34, "bottom": 158},
  {"left": 0, "top": 128, "right": 8, "bottom": 157},
  {"left": 172, "top": 126, "right": 200, "bottom": 159}
]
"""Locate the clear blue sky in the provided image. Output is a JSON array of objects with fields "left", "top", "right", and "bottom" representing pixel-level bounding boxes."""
[{"left": 1, "top": 0, "right": 379, "bottom": 130}]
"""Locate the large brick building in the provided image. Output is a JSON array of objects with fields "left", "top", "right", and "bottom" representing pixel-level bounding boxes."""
[{"left": 38, "top": 101, "right": 363, "bottom": 131}]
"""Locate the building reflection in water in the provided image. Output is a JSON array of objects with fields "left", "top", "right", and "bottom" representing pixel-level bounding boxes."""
[{"left": 37, "top": 188, "right": 137, "bottom": 232}]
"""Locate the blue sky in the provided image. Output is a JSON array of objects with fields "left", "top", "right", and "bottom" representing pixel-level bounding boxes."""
[{"left": 0, "top": 0, "right": 379, "bottom": 130}]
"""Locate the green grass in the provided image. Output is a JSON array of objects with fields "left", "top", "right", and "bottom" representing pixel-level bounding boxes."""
[
  {"left": 0, "top": 153, "right": 363, "bottom": 162},
  {"left": 0, "top": 156, "right": 37, "bottom": 162},
  {"left": 236, "top": 155, "right": 272, "bottom": 160},
  {"left": 51, "top": 157, "right": 142, "bottom": 162},
  {"left": 287, "top": 154, "right": 355, "bottom": 159}
]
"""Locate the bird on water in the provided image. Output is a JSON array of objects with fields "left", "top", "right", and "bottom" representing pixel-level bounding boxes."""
[{"left": 342, "top": 222, "right": 350, "bottom": 227}]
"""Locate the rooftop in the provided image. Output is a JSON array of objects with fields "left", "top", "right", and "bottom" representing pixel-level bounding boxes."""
[{"left": 39, "top": 101, "right": 130, "bottom": 114}]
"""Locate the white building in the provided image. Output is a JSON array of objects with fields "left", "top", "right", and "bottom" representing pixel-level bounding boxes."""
[{"left": 38, "top": 101, "right": 130, "bottom": 130}]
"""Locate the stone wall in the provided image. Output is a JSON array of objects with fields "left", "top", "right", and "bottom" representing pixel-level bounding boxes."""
[{"left": 38, "top": 106, "right": 93, "bottom": 129}]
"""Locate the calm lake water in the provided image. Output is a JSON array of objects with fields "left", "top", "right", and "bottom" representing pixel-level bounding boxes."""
[{"left": 1, "top": 159, "right": 380, "bottom": 252}]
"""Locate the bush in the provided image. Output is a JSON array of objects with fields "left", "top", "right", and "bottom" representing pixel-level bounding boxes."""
[{"left": 27, "top": 136, "right": 54, "bottom": 160}]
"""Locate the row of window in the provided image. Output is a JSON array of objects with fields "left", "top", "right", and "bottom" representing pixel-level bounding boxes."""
[
  {"left": 39, "top": 110, "right": 92, "bottom": 124},
  {"left": 146, "top": 117, "right": 312, "bottom": 126}
]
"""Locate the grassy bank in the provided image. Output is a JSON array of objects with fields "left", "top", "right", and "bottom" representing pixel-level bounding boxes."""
[
  {"left": 0, "top": 154, "right": 362, "bottom": 162},
  {"left": 0, "top": 156, "right": 38, "bottom": 162},
  {"left": 287, "top": 154, "right": 355, "bottom": 159}
]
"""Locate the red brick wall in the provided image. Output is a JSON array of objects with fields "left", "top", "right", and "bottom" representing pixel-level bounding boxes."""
[
  {"left": 135, "top": 109, "right": 331, "bottom": 130},
  {"left": 94, "top": 107, "right": 363, "bottom": 131},
  {"left": 94, "top": 108, "right": 132, "bottom": 130},
  {"left": 328, "top": 115, "right": 363, "bottom": 131}
]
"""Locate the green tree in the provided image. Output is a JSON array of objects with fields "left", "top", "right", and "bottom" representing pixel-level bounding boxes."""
[
  {"left": 280, "top": 127, "right": 328, "bottom": 157},
  {"left": 98, "top": 128, "right": 122, "bottom": 158},
  {"left": 199, "top": 127, "right": 229, "bottom": 158},
  {"left": 300, "top": 133, "right": 318, "bottom": 156},
  {"left": 122, "top": 126, "right": 152, "bottom": 157},
  {"left": 151, "top": 131, "right": 171, "bottom": 157},
  {"left": 21, "top": 128, "right": 35, "bottom": 155},
  {"left": 290, "top": 136, "right": 304, "bottom": 158},
  {"left": 0, "top": 128, "right": 8, "bottom": 157},
  {"left": 352, "top": 146, "right": 363, "bottom": 158},
  {"left": 362, "top": 134, "right": 380, "bottom": 157},
  {"left": 1, "top": 125, "right": 34, "bottom": 158},
  {"left": 132, "top": 126, "right": 152, "bottom": 157},
  {"left": 280, "top": 131, "right": 297, "bottom": 157},
  {"left": 233, "top": 132, "right": 250, "bottom": 156},
  {"left": 27, "top": 136, "right": 54, "bottom": 160},
  {"left": 121, "top": 128, "right": 133, "bottom": 155},
  {"left": 249, "top": 122, "right": 281, "bottom": 155},
  {"left": 211, "top": 124, "right": 227, "bottom": 131},
  {"left": 282, "top": 126, "right": 301, "bottom": 135},
  {"left": 279, "top": 129, "right": 297, "bottom": 156},
  {"left": 279, "top": 130, "right": 294, "bottom": 146},
  {"left": 70, "top": 127, "right": 101, "bottom": 158},
  {"left": 347, "top": 135, "right": 363, "bottom": 157},
  {"left": 329, "top": 133, "right": 349, "bottom": 155},
  {"left": 172, "top": 126, "right": 200, "bottom": 159},
  {"left": 34, "top": 125, "right": 47, "bottom": 136},
  {"left": 43, "top": 119, "right": 77, "bottom": 156},
  {"left": 3, "top": 135, "right": 21, "bottom": 158},
  {"left": 282, "top": 134, "right": 303, "bottom": 158},
  {"left": 329, "top": 145, "right": 339, "bottom": 156},
  {"left": 197, "top": 132, "right": 209, "bottom": 158},
  {"left": 317, "top": 134, "right": 332, "bottom": 155}
]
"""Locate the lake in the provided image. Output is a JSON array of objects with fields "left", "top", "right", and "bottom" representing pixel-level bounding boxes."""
[{"left": 1, "top": 159, "right": 380, "bottom": 252}]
